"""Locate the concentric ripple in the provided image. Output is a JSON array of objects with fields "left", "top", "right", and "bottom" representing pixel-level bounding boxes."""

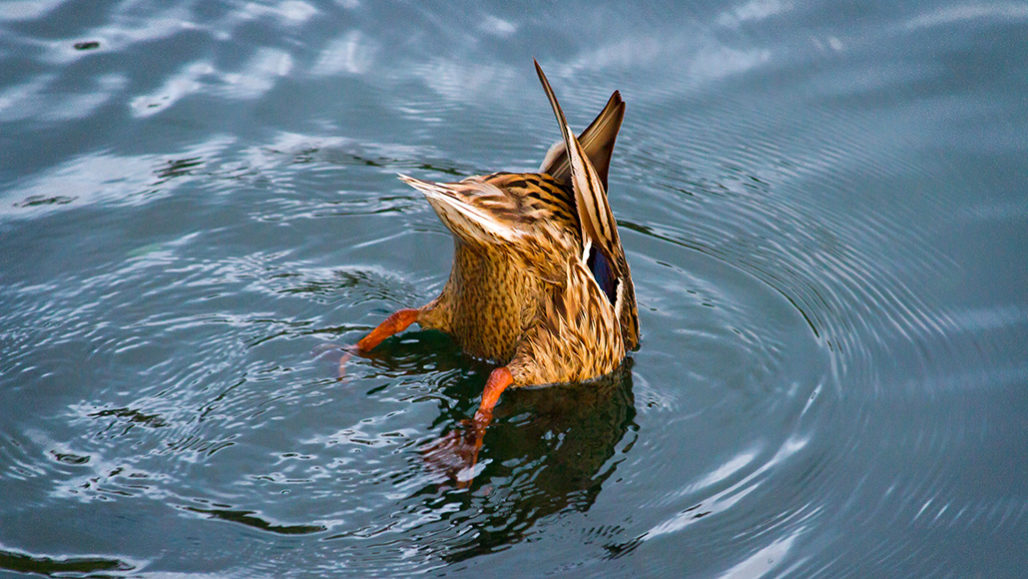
[{"left": 2, "top": 0, "right": 1026, "bottom": 576}]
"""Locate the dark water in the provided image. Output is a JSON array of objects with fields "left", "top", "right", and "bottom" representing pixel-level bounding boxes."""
[{"left": 2, "top": 1, "right": 1026, "bottom": 576}]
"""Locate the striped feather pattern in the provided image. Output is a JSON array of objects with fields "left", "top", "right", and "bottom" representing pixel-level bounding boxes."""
[
  {"left": 539, "top": 91, "right": 625, "bottom": 191},
  {"left": 534, "top": 60, "right": 639, "bottom": 350},
  {"left": 534, "top": 61, "right": 622, "bottom": 262},
  {"left": 394, "top": 62, "right": 639, "bottom": 384}
]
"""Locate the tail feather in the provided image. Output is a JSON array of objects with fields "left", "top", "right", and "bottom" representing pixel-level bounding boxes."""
[
  {"left": 535, "top": 60, "right": 640, "bottom": 349},
  {"left": 538, "top": 90, "right": 624, "bottom": 191},
  {"left": 534, "top": 61, "right": 622, "bottom": 264}
]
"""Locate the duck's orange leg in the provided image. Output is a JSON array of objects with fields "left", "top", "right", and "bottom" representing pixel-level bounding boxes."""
[
  {"left": 357, "top": 308, "right": 419, "bottom": 352},
  {"left": 423, "top": 366, "right": 514, "bottom": 486},
  {"left": 471, "top": 366, "right": 513, "bottom": 434},
  {"left": 336, "top": 308, "right": 420, "bottom": 378}
]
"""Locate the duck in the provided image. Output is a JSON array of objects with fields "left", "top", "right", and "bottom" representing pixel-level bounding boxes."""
[{"left": 352, "top": 61, "right": 639, "bottom": 480}]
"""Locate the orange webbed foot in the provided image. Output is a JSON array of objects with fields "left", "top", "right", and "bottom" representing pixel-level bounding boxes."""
[
  {"left": 421, "top": 367, "right": 513, "bottom": 487},
  {"left": 312, "top": 342, "right": 354, "bottom": 380},
  {"left": 421, "top": 419, "right": 488, "bottom": 487},
  {"left": 335, "top": 345, "right": 356, "bottom": 381}
]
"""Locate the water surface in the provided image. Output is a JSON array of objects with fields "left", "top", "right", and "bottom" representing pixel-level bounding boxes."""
[{"left": 1, "top": 1, "right": 1026, "bottom": 576}]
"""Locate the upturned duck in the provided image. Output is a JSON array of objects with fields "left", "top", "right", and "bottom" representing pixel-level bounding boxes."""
[{"left": 353, "top": 61, "right": 639, "bottom": 479}]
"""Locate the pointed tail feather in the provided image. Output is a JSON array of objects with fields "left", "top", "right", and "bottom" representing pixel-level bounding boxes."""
[
  {"left": 534, "top": 60, "right": 622, "bottom": 262},
  {"left": 539, "top": 90, "right": 624, "bottom": 191},
  {"left": 535, "top": 61, "right": 640, "bottom": 349}
]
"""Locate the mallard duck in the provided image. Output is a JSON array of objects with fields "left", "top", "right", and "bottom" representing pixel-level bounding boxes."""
[{"left": 353, "top": 61, "right": 639, "bottom": 478}]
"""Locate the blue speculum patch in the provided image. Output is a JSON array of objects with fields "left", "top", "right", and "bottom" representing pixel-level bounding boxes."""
[{"left": 587, "top": 245, "right": 618, "bottom": 306}]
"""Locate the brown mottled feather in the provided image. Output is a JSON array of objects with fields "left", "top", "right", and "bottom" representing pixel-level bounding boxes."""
[
  {"left": 394, "top": 62, "right": 638, "bottom": 387},
  {"left": 534, "top": 61, "right": 640, "bottom": 351}
]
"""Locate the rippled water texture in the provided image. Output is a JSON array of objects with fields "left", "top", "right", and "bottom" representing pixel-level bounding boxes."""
[{"left": 2, "top": 1, "right": 1026, "bottom": 576}]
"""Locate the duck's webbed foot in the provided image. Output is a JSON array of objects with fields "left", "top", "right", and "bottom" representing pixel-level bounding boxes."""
[
  {"left": 422, "top": 367, "right": 513, "bottom": 487},
  {"left": 421, "top": 418, "right": 487, "bottom": 486}
]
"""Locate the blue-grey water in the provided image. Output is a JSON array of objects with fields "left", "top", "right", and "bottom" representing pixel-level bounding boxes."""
[{"left": 1, "top": 1, "right": 1026, "bottom": 576}]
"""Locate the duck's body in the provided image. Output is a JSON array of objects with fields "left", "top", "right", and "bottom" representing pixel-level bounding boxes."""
[
  {"left": 415, "top": 172, "right": 576, "bottom": 365},
  {"left": 412, "top": 171, "right": 631, "bottom": 386},
  {"left": 353, "top": 62, "right": 639, "bottom": 480}
]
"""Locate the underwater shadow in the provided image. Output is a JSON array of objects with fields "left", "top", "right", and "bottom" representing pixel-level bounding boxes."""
[{"left": 411, "top": 361, "right": 638, "bottom": 563}]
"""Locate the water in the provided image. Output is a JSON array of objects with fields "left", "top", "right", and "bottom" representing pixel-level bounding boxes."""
[{"left": 1, "top": 1, "right": 1026, "bottom": 576}]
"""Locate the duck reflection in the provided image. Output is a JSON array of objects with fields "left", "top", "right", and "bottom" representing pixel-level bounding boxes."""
[
  {"left": 408, "top": 359, "right": 637, "bottom": 561},
  {"left": 468, "top": 362, "right": 635, "bottom": 495},
  {"left": 323, "top": 329, "right": 636, "bottom": 558}
]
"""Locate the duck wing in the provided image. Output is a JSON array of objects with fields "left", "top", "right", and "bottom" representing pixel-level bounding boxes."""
[
  {"left": 398, "top": 174, "right": 524, "bottom": 246},
  {"left": 534, "top": 60, "right": 640, "bottom": 349}
]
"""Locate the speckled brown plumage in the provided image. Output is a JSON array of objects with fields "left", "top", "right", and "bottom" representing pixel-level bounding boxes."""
[
  {"left": 353, "top": 61, "right": 639, "bottom": 482},
  {"left": 410, "top": 171, "right": 630, "bottom": 386}
]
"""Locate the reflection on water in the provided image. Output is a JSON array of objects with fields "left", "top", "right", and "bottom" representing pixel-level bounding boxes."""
[
  {"left": 331, "top": 368, "right": 638, "bottom": 565},
  {"left": 1, "top": 0, "right": 1026, "bottom": 576},
  {"left": 0, "top": 547, "right": 137, "bottom": 576}
]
